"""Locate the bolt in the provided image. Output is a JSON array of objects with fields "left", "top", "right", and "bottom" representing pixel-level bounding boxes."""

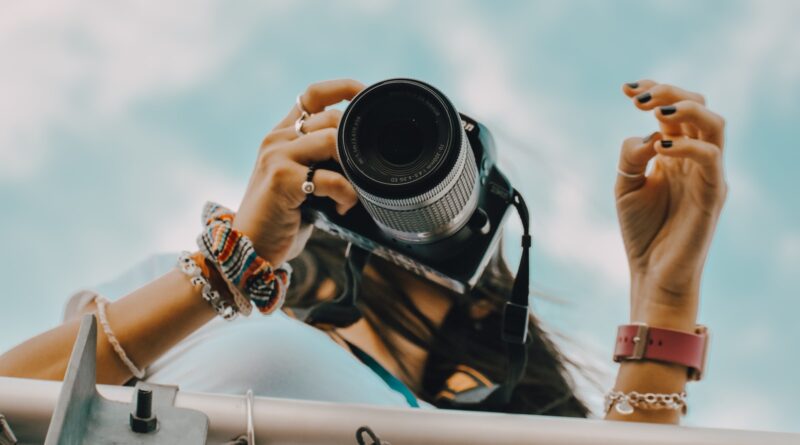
[
  {"left": 136, "top": 388, "right": 153, "bottom": 418},
  {"left": 130, "top": 387, "right": 157, "bottom": 433}
]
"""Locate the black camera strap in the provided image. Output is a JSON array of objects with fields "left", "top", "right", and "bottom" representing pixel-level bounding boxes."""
[
  {"left": 302, "top": 242, "right": 371, "bottom": 328},
  {"left": 493, "top": 188, "right": 532, "bottom": 406},
  {"left": 441, "top": 189, "right": 531, "bottom": 411}
]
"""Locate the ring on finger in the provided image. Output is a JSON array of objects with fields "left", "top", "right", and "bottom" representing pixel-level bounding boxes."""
[
  {"left": 296, "top": 94, "right": 310, "bottom": 115},
  {"left": 294, "top": 112, "right": 309, "bottom": 137},
  {"left": 301, "top": 163, "right": 318, "bottom": 195},
  {"left": 616, "top": 167, "right": 645, "bottom": 179}
]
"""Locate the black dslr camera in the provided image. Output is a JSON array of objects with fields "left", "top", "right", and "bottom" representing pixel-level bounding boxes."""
[
  {"left": 301, "top": 78, "right": 515, "bottom": 295},
  {"left": 300, "top": 79, "right": 531, "bottom": 408}
]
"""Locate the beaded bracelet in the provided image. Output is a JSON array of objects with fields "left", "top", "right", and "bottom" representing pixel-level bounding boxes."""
[
  {"left": 178, "top": 251, "right": 238, "bottom": 321},
  {"left": 197, "top": 202, "right": 291, "bottom": 315}
]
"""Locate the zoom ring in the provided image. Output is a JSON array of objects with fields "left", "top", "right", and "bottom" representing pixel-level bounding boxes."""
[{"left": 354, "top": 134, "right": 479, "bottom": 240}]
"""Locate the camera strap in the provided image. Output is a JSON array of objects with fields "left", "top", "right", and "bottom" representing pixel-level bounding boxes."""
[
  {"left": 302, "top": 242, "right": 371, "bottom": 328},
  {"left": 493, "top": 188, "right": 532, "bottom": 406},
  {"left": 439, "top": 189, "right": 531, "bottom": 411}
]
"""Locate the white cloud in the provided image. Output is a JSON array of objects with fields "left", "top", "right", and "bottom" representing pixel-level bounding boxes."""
[
  {"left": 425, "top": 3, "right": 631, "bottom": 292},
  {"left": 0, "top": 1, "right": 263, "bottom": 181},
  {"left": 149, "top": 158, "right": 247, "bottom": 255},
  {"left": 652, "top": 1, "right": 800, "bottom": 135},
  {"left": 777, "top": 231, "right": 800, "bottom": 269}
]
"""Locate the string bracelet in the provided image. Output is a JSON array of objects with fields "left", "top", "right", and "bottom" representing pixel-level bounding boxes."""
[{"left": 93, "top": 294, "right": 146, "bottom": 379}]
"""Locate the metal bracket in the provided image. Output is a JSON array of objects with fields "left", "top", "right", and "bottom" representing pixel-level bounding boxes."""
[
  {"left": 43, "top": 314, "right": 209, "bottom": 445},
  {"left": 0, "top": 414, "right": 18, "bottom": 445}
]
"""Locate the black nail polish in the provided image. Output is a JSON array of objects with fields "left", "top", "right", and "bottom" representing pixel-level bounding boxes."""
[
  {"left": 636, "top": 92, "right": 652, "bottom": 104},
  {"left": 626, "top": 82, "right": 639, "bottom": 89},
  {"left": 660, "top": 105, "right": 677, "bottom": 115},
  {"left": 661, "top": 140, "right": 673, "bottom": 148}
]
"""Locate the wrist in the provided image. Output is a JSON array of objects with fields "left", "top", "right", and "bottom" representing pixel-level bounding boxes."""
[{"left": 630, "top": 275, "right": 699, "bottom": 331}]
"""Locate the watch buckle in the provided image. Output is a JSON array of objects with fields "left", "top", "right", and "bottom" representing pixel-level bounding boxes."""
[
  {"left": 688, "top": 325, "right": 709, "bottom": 381},
  {"left": 630, "top": 323, "right": 650, "bottom": 360}
]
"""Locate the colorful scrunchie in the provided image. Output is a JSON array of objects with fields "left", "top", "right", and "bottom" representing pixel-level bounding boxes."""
[{"left": 197, "top": 202, "right": 292, "bottom": 315}]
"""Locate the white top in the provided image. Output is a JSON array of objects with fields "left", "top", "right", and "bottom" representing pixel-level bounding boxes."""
[{"left": 65, "top": 253, "right": 430, "bottom": 408}]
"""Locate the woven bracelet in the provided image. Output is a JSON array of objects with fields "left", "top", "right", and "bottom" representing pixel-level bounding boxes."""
[{"left": 197, "top": 202, "right": 291, "bottom": 315}]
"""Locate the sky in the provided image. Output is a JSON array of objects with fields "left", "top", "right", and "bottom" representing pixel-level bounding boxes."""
[{"left": 1, "top": 0, "right": 799, "bottom": 434}]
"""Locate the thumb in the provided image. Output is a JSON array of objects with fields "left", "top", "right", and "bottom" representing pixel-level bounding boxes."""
[{"left": 615, "top": 132, "right": 661, "bottom": 195}]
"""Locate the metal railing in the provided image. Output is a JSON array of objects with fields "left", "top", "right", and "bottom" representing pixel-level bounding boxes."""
[{"left": 1, "top": 376, "right": 798, "bottom": 445}]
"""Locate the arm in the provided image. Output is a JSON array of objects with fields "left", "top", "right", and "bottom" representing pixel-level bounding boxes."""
[
  {"left": 0, "top": 79, "right": 364, "bottom": 385},
  {"left": 0, "top": 267, "right": 216, "bottom": 385},
  {"left": 607, "top": 80, "right": 727, "bottom": 423}
]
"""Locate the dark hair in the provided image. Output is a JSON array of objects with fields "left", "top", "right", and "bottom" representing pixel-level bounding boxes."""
[{"left": 285, "top": 229, "right": 589, "bottom": 417}]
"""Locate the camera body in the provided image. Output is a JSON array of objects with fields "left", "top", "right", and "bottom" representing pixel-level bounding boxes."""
[{"left": 300, "top": 79, "right": 515, "bottom": 294}]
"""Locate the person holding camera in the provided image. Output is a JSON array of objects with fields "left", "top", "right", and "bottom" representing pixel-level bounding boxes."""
[{"left": 0, "top": 77, "right": 726, "bottom": 425}]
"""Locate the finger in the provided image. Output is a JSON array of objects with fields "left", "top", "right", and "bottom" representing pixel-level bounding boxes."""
[
  {"left": 615, "top": 132, "right": 661, "bottom": 195},
  {"left": 272, "top": 161, "right": 358, "bottom": 214},
  {"left": 278, "top": 162, "right": 357, "bottom": 214},
  {"left": 274, "top": 79, "right": 365, "bottom": 129},
  {"left": 261, "top": 109, "right": 343, "bottom": 146},
  {"left": 654, "top": 138, "right": 724, "bottom": 186},
  {"left": 281, "top": 128, "right": 340, "bottom": 165},
  {"left": 302, "top": 109, "right": 343, "bottom": 133},
  {"left": 621, "top": 79, "right": 657, "bottom": 98},
  {"left": 632, "top": 83, "right": 706, "bottom": 111},
  {"left": 261, "top": 127, "right": 297, "bottom": 145},
  {"left": 655, "top": 100, "right": 725, "bottom": 148},
  {"left": 311, "top": 168, "right": 359, "bottom": 215}
]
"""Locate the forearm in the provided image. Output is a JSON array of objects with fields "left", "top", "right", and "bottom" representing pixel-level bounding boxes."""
[
  {"left": 606, "top": 281, "right": 699, "bottom": 424},
  {"left": 0, "top": 267, "right": 216, "bottom": 385}
]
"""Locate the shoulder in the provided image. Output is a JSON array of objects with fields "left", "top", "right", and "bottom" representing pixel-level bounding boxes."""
[{"left": 145, "top": 312, "right": 415, "bottom": 407}]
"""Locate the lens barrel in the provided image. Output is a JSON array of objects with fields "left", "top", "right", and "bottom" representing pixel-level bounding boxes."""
[{"left": 338, "top": 79, "right": 480, "bottom": 243}]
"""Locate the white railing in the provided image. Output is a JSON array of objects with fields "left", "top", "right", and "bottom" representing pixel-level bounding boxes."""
[{"left": 1, "top": 376, "right": 797, "bottom": 445}]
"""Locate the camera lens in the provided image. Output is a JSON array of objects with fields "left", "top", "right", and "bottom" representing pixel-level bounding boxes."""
[
  {"left": 376, "top": 119, "right": 424, "bottom": 166},
  {"left": 338, "top": 79, "right": 480, "bottom": 243}
]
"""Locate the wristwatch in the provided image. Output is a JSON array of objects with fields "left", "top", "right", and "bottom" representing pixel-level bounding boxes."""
[{"left": 613, "top": 323, "right": 709, "bottom": 381}]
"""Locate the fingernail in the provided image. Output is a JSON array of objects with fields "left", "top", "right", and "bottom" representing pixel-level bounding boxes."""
[
  {"left": 661, "top": 140, "right": 673, "bottom": 149},
  {"left": 636, "top": 92, "right": 652, "bottom": 104},
  {"left": 643, "top": 132, "right": 656, "bottom": 143},
  {"left": 626, "top": 82, "right": 639, "bottom": 89},
  {"left": 660, "top": 105, "right": 677, "bottom": 116}
]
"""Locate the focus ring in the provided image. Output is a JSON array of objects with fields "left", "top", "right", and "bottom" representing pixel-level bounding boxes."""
[{"left": 353, "top": 129, "right": 479, "bottom": 242}]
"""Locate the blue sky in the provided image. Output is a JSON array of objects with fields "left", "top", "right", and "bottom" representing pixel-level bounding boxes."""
[{"left": 1, "top": 0, "right": 798, "bottom": 433}]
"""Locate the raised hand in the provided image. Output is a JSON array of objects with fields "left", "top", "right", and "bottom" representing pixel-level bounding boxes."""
[{"left": 615, "top": 80, "right": 727, "bottom": 329}]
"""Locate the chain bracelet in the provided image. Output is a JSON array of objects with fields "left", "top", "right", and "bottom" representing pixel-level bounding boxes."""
[
  {"left": 178, "top": 251, "right": 238, "bottom": 321},
  {"left": 604, "top": 390, "right": 687, "bottom": 416}
]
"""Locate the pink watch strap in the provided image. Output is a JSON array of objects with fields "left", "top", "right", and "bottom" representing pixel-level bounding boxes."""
[{"left": 613, "top": 324, "right": 709, "bottom": 381}]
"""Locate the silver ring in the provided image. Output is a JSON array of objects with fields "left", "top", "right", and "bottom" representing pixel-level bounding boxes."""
[
  {"left": 296, "top": 94, "right": 310, "bottom": 115},
  {"left": 616, "top": 167, "right": 645, "bottom": 179},
  {"left": 301, "top": 164, "right": 317, "bottom": 194},
  {"left": 294, "top": 112, "right": 308, "bottom": 137}
]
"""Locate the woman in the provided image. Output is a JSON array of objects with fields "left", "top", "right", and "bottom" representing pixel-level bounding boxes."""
[{"left": 0, "top": 78, "right": 726, "bottom": 425}]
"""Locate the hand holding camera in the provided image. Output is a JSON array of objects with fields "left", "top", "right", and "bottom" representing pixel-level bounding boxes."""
[{"left": 232, "top": 79, "right": 365, "bottom": 266}]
